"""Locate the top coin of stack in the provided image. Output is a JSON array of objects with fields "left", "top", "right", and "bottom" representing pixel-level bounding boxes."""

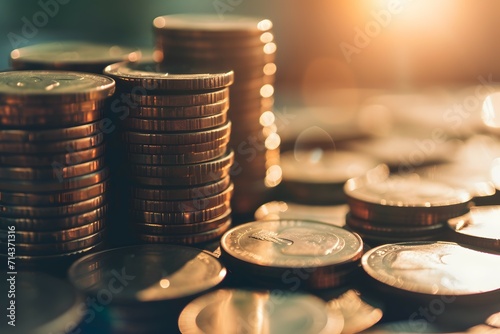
[
  {"left": 343, "top": 165, "right": 472, "bottom": 244},
  {"left": 104, "top": 61, "right": 235, "bottom": 245},
  {"left": 0, "top": 71, "right": 115, "bottom": 270},
  {"left": 10, "top": 41, "right": 142, "bottom": 73},
  {"left": 153, "top": 14, "right": 280, "bottom": 215}
]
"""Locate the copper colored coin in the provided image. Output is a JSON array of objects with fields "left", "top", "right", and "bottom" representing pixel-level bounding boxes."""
[
  {"left": 0, "top": 133, "right": 104, "bottom": 154},
  {"left": 127, "top": 98, "right": 229, "bottom": 119},
  {"left": 1, "top": 110, "right": 104, "bottom": 127},
  {"left": 0, "top": 99, "right": 105, "bottom": 116},
  {"left": 0, "top": 121, "right": 103, "bottom": 142},
  {"left": 131, "top": 202, "right": 229, "bottom": 224},
  {"left": 124, "top": 87, "right": 228, "bottom": 107},
  {"left": 123, "top": 112, "right": 227, "bottom": 132},
  {"left": 125, "top": 136, "right": 229, "bottom": 154},
  {"left": 127, "top": 146, "right": 227, "bottom": 165}
]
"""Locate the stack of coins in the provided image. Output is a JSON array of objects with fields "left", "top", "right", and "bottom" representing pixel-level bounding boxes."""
[
  {"left": 104, "top": 61, "right": 234, "bottom": 245},
  {"left": 178, "top": 289, "right": 345, "bottom": 334},
  {"left": 10, "top": 41, "right": 142, "bottom": 73},
  {"left": 279, "top": 149, "right": 380, "bottom": 204},
  {"left": 0, "top": 71, "right": 114, "bottom": 270},
  {"left": 220, "top": 219, "right": 364, "bottom": 289},
  {"left": 153, "top": 14, "right": 280, "bottom": 215},
  {"left": 68, "top": 244, "right": 227, "bottom": 334},
  {"left": 361, "top": 241, "right": 500, "bottom": 330},
  {"left": 343, "top": 165, "right": 472, "bottom": 245}
]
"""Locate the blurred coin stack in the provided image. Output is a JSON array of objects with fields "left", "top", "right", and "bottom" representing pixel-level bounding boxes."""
[
  {"left": 153, "top": 14, "right": 280, "bottom": 216},
  {"left": 104, "top": 61, "right": 234, "bottom": 245},
  {"left": 0, "top": 71, "right": 114, "bottom": 270},
  {"left": 343, "top": 165, "right": 472, "bottom": 245}
]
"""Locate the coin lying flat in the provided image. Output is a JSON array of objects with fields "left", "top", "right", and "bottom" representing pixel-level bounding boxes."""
[
  {"left": 362, "top": 241, "right": 500, "bottom": 296},
  {"left": 448, "top": 206, "right": 500, "bottom": 252},
  {"left": 0, "top": 121, "right": 103, "bottom": 142},
  {"left": 124, "top": 87, "right": 228, "bottom": 107},
  {"left": 127, "top": 99, "right": 229, "bottom": 119},
  {"left": 344, "top": 165, "right": 472, "bottom": 225},
  {"left": 0, "top": 272, "right": 84, "bottom": 334},
  {"left": 0, "top": 71, "right": 115, "bottom": 104},
  {"left": 104, "top": 61, "right": 234, "bottom": 91}
]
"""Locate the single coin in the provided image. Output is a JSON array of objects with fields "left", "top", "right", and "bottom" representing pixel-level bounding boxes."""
[
  {"left": 0, "top": 180, "right": 108, "bottom": 206},
  {"left": 0, "top": 99, "right": 105, "bottom": 116},
  {"left": 0, "top": 121, "right": 102, "bottom": 142},
  {"left": 131, "top": 202, "right": 229, "bottom": 224},
  {"left": 10, "top": 41, "right": 141, "bottom": 70},
  {"left": 122, "top": 121, "right": 231, "bottom": 145},
  {"left": 132, "top": 183, "right": 233, "bottom": 212},
  {"left": 0, "top": 205, "right": 107, "bottom": 231},
  {"left": 178, "top": 289, "right": 343, "bottom": 334},
  {"left": 361, "top": 241, "right": 500, "bottom": 296},
  {"left": 68, "top": 244, "right": 226, "bottom": 302},
  {"left": 125, "top": 136, "right": 229, "bottom": 154},
  {"left": 254, "top": 201, "right": 348, "bottom": 227},
  {"left": 1, "top": 109, "right": 104, "bottom": 127},
  {"left": 127, "top": 146, "right": 226, "bottom": 165},
  {"left": 0, "top": 144, "right": 105, "bottom": 167},
  {"left": 127, "top": 98, "right": 229, "bottom": 119},
  {"left": 131, "top": 175, "right": 230, "bottom": 201},
  {"left": 153, "top": 14, "right": 272, "bottom": 36},
  {"left": 123, "top": 113, "right": 227, "bottom": 132},
  {"left": 154, "top": 33, "right": 269, "bottom": 48},
  {"left": 0, "top": 219, "right": 104, "bottom": 243},
  {"left": 104, "top": 61, "right": 234, "bottom": 91},
  {"left": 0, "top": 167, "right": 108, "bottom": 192},
  {"left": 134, "top": 209, "right": 231, "bottom": 235},
  {"left": 448, "top": 206, "right": 500, "bottom": 251},
  {"left": 0, "top": 71, "right": 115, "bottom": 104},
  {"left": 344, "top": 165, "right": 472, "bottom": 225},
  {"left": 124, "top": 87, "right": 228, "bottom": 107},
  {"left": 0, "top": 157, "right": 104, "bottom": 180},
  {"left": 0, "top": 133, "right": 104, "bottom": 154},
  {"left": 346, "top": 214, "right": 446, "bottom": 237},
  {"left": 220, "top": 219, "right": 364, "bottom": 270},
  {"left": 3, "top": 230, "right": 105, "bottom": 255},
  {"left": 0, "top": 272, "right": 84, "bottom": 334},
  {"left": 137, "top": 219, "right": 232, "bottom": 245},
  {"left": 132, "top": 169, "right": 229, "bottom": 187},
  {"left": 130, "top": 150, "right": 233, "bottom": 178},
  {"left": 0, "top": 194, "right": 105, "bottom": 218}
]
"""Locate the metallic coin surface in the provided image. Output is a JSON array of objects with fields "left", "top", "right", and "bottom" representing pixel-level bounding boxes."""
[
  {"left": 221, "top": 219, "right": 363, "bottom": 269},
  {"left": 127, "top": 99, "right": 229, "bottom": 119},
  {"left": 178, "top": 289, "right": 344, "bottom": 334},
  {"left": 69, "top": 244, "right": 226, "bottom": 302},
  {"left": 0, "top": 71, "right": 115, "bottom": 104},
  {"left": 124, "top": 87, "right": 228, "bottom": 107},
  {"left": 362, "top": 241, "right": 500, "bottom": 295},
  {"left": 0, "top": 121, "right": 102, "bottom": 142},
  {"left": 123, "top": 112, "right": 227, "bottom": 132},
  {"left": 127, "top": 146, "right": 226, "bottom": 165}
]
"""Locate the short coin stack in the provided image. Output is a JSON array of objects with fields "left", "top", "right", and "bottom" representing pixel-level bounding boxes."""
[
  {"left": 153, "top": 14, "right": 280, "bottom": 215},
  {"left": 104, "top": 61, "right": 234, "bottom": 245},
  {"left": 220, "top": 219, "right": 364, "bottom": 289},
  {"left": 344, "top": 165, "right": 472, "bottom": 245},
  {"left": 0, "top": 71, "right": 114, "bottom": 270}
]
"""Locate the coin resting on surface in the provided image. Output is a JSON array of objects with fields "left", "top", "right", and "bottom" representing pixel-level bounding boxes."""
[
  {"left": 448, "top": 206, "right": 500, "bottom": 250},
  {"left": 362, "top": 241, "right": 500, "bottom": 295},
  {"left": 178, "top": 289, "right": 344, "bottom": 334}
]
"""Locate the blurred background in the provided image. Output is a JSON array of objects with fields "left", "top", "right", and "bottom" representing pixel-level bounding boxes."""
[{"left": 2, "top": 0, "right": 500, "bottom": 91}]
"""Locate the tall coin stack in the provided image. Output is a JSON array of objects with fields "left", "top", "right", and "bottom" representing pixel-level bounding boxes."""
[
  {"left": 343, "top": 165, "right": 472, "bottom": 245},
  {"left": 153, "top": 14, "right": 280, "bottom": 216},
  {"left": 104, "top": 61, "right": 234, "bottom": 245},
  {"left": 0, "top": 71, "right": 114, "bottom": 271}
]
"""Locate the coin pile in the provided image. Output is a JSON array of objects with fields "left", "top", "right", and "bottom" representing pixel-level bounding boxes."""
[
  {"left": 220, "top": 219, "right": 364, "bottom": 289},
  {"left": 10, "top": 41, "right": 142, "bottom": 73},
  {"left": 153, "top": 14, "right": 280, "bottom": 215},
  {"left": 178, "top": 289, "right": 345, "bottom": 334},
  {"left": 343, "top": 165, "right": 472, "bottom": 245},
  {"left": 279, "top": 149, "right": 380, "bottom": 205},
  {"left": 104, "top": 61, "right": 235, "bottom": 245},
  {"left": 361, "top": 241, "right": 500, "bottom": 330},
  {"left": 0, "top": 71, "right": 114, "bottom": 269},
  {"left": 68, "top": 244, "right": 227, "bottom": 334}
]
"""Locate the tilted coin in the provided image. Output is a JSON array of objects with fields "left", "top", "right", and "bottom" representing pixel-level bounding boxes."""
[
  {"left": 178, "top": 289, "right": 344, "bottom": 334},
  {"left": 448, "top": 206, "right": 500, "bottom": 251},
  {"left": 362, "top": 241, "right": 500, "bottom": 296},
  {"left": 68, "top": 244, "right": 226, "bottom": 302},
  {"left": 122, "top": 121, "right": 231, "bottom": 145},
  {"left": 104, "top": 61, "right": 234, "bottom": 91},
  {"left": 10, "top": 41, "right": 141, "bottom": 71},
  {"left": 0, "top": 71, "right": 115, "bottom": 104},
  {"left": 123, "top": 112, "right": 227, "bottom": 132}
]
